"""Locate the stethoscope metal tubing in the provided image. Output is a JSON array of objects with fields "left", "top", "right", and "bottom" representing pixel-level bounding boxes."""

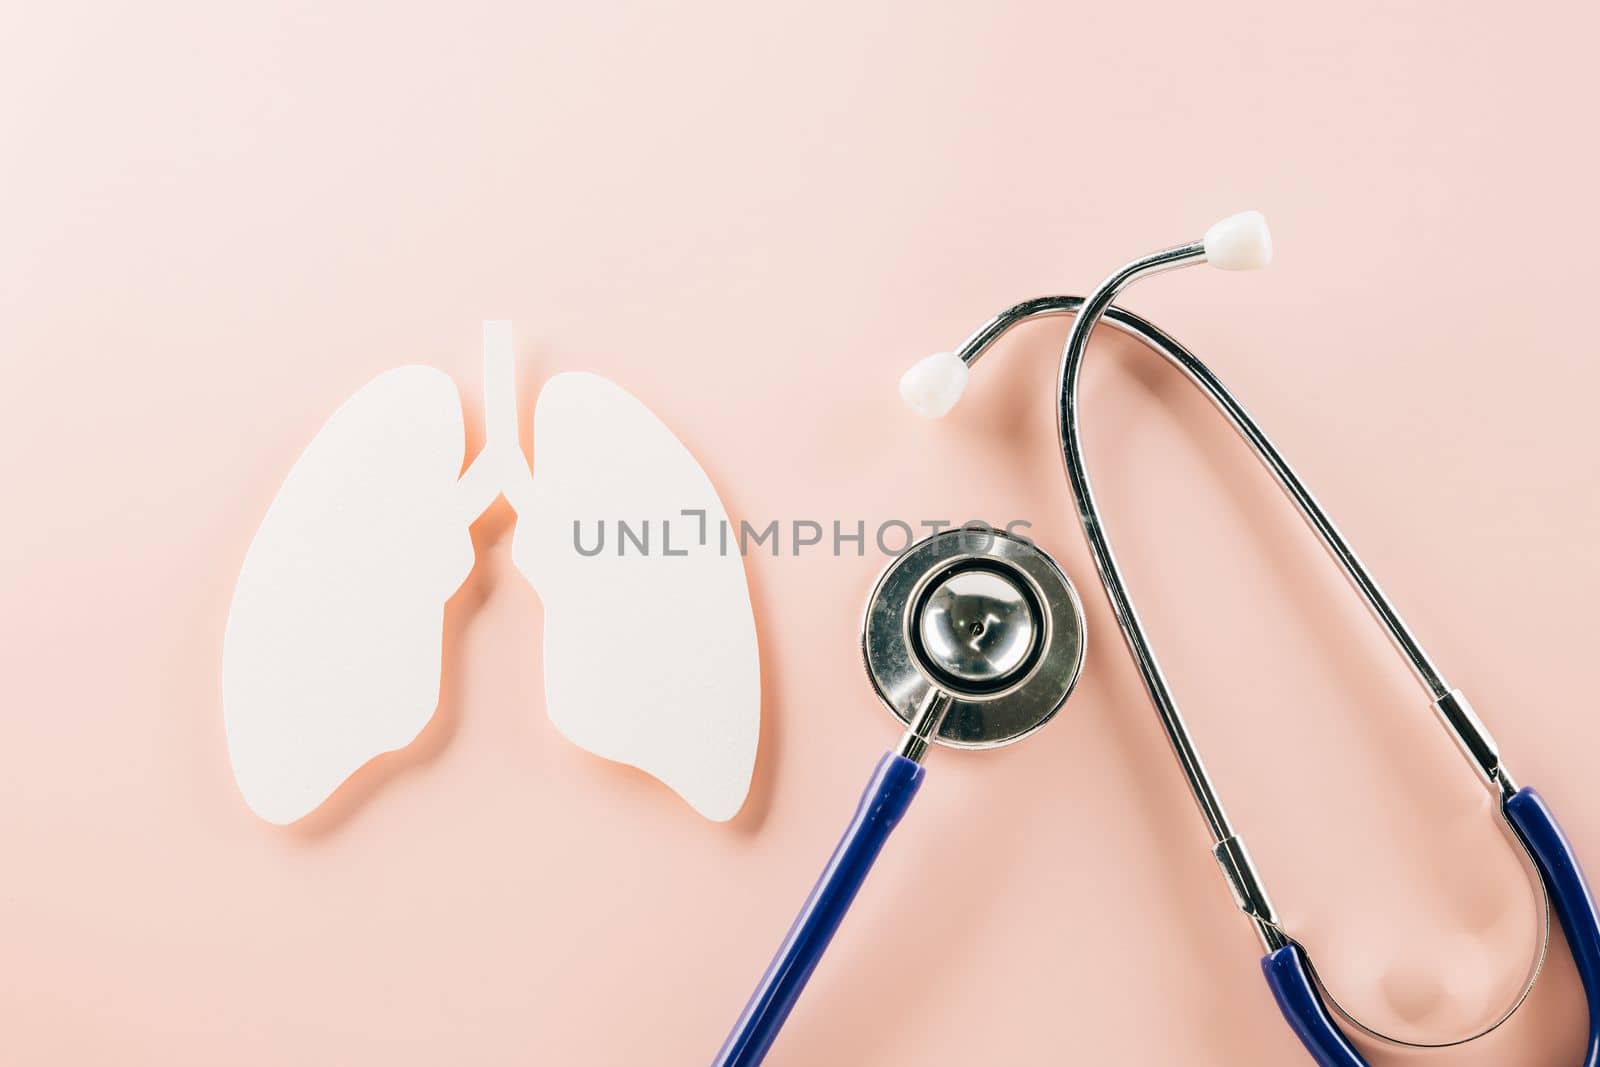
[
  {"left": 958, "top": 280, "right": 1451, "bottom": 702},
  {"left": 952, "top": 276, "right": 1463, "bottom": 862},
  {"left": 948, "top": 266, "right": 1552, "bottom": 1035}
]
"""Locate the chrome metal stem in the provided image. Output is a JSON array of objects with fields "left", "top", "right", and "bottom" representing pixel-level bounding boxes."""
[
  {"left": 896, "top": 688, "right": 953, "bottom": 764},
  {"left": 1215, "top": 834, "right": 1287, "bottom": 952}
]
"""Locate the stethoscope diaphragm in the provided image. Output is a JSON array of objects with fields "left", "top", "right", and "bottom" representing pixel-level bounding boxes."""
[{"left": 863, "top": 527, "right": 1085, "bottom": 749}]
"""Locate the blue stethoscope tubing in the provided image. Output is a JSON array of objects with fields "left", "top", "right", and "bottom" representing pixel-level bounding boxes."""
[
  {"left": 1264, "top": 787, "right": 1600, "bottom": 1065},
  {"left": 713, "top": 753, "right": 923, "bottom": 1067},
  {"left": 712, "top": 778, "right": 1600, "bottom": 1067},
  {"left": 1260, "top": 783, "right": 1600, "bottom": 1062}
]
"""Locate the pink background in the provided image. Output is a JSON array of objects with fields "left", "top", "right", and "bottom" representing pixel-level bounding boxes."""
[{"left": 3, "top": 1, "right": 1598, "bottom": 1063}]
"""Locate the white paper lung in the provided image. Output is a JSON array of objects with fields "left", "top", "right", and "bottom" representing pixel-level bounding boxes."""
[
  {"left": 223, "top": 367, "right": 474, "bottom": 825},
  {"left": 514, "top": 373, "right": 760, "bottom": 822},
  {"left": 223, "top": 325, "right": 760, "bottom": 825}
]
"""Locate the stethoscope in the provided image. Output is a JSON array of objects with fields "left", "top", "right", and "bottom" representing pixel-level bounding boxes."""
[
  {"left": 714, "top": 526, "right": 1087, "bottom": 1066},
  {"left": 899, "top": 212, "right": 1600, "bottom": 1065},
  {"left": 714, "top": 213, "right": 1600, "bottom": 1067}
]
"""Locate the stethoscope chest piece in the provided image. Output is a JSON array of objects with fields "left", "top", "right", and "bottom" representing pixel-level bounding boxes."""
[{"left": 864, "top": 528, "right": 1086, "bottom": 748}]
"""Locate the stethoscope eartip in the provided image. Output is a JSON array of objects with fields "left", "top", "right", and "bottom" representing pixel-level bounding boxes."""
[
  {"left": 898, "top": 350, "right": 969, "bottom": 418},
  {"left": 1204, "top": 210, "right": 1273, "bottom": 270},
  {"left": 899, "top": 210, "right": 1271, "bottom": 421}
]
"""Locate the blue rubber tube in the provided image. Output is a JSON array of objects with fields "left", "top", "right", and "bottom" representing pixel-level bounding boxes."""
[
  {"left": 712, "top": 752, "right": 925, "bottom": 1067},
  {"left": 1507, "top": 788, "right": 1600, "bottom": 1067},
  {"left": 1261, "top": 943, "right": 1364, "bottom": 1066},
  {"left": 1263, "top": 786, "right": 1600, "bottom": 1066}
]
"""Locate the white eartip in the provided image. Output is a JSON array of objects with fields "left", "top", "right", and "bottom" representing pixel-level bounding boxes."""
[
  {"left": 1203, "top": 210, "right": 1273, "bottom": 270},
  {"left": 899, "top": 352, "right": 969, "bottom": 418}
]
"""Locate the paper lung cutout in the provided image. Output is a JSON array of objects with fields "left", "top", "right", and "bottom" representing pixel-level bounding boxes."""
[
  {"left": 515, "top": 374, "right": 760, "bottom": 822},
  {"left": 223, "top": 368, "right": 474, "bottom": 824},
  {"left": 222, "top": 325, "right": 759, "bottom": 825}
]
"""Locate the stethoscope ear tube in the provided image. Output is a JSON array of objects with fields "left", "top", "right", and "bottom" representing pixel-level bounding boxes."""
[
  {"left": 1263, "top": 787, "right": 1600, "bottom": 1066},
  {"left": 712, "top": 753, "right": 925, "bottom": 1067}
]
